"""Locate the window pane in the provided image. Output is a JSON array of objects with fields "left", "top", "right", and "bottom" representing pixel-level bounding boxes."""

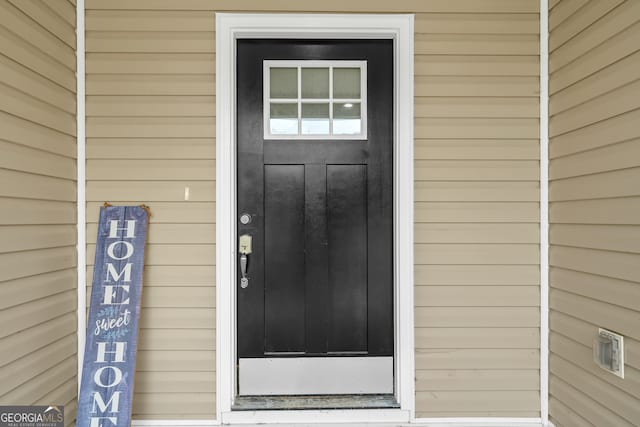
[
  {"left": 333, "top": 68, "right": 361, "bottom": 99},
  {"left": 334, "top": 102, "right": 361, "bottom": 119},
  {"left": 301, "top": 103, "right": 329, "bottom": 135},
  {"left": 301, "top": 68, "right": 329, "bottom": 99},
  {"left": 270, "top": 68, "right": 297, "bottom": 99},
  {"left": 334, "top": 102, "right": 361, "bottom": 135},
  {"left": 270, "top": 103, "right": 298, "bottom": 135}
]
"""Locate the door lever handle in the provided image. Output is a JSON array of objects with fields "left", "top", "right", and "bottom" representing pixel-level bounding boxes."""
[
  {"left": 240, "top": 253, "right": 249, "bottom": 288},
  {"left": 239, "top": 234, "right": 252, "bottom": 288}
]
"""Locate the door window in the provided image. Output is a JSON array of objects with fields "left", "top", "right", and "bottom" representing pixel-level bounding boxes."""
[{"left": 264, "top": 61, "right": 367, "bottom": 139}]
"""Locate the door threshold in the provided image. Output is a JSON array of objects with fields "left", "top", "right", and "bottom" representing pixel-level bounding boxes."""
[{"left": 232, "top": 394, "right": 399, "bottom": 411}]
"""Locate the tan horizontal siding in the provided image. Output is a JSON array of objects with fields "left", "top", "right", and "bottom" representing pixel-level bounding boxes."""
[
  {"left": 136, "top": 350, "right": 215, "bottom": 372},
  {"left": 550, "top": 224, "right": 640, "bottom": 253},
  {"left": 549, "top": 51, "right": 640, "bottom": 116},
  {"left": 0, "top": 0, "right": 76, "bottom": 420},
  {"left": 85, "top": 0, "right": 539, "bottom": 13},
  {"left": 415, "top": 286, "right": 540, "bottom": 306},
  {"left": 550, "top": 268, "right": 640, "bottom": 312},
  {"left": 0, "top": 2, "right": 75, "bottom": 70},
  {"left": 132, "top": 393, "right": 216, "bottom": 417},
  {"left": 0, "top": 313, "right": 76, "bottom": 367},
  {"left": 550, "top": 138, "right": 640, "bottom": 180},
  {"left": 416, "top": 76, "right": 538, "bottom": 97},
  {"left": 552, "top": 357, "right": 640, "bottom": 424},
  {"left": 0, "top": 54, "right": 76, "bottom": 114},
  {"left": 416, "top": 55, "right": 538, "bottom": 77},
  {"left": 85, "top": 6, "right": 217, "bottom": 417},
  {"left": 7, "top": 0, "right": 76, "bottom": 48},
  {"left": 0, "top": 26, "right": 74, "bottom": 91},
  {"left": 0, "top": 111, "right": 76, "bottom": 157},
  {"left": 550, "top": 108, "right": 639, "bottom": 159},
  {"left": 550, "top": 21, "right": 639, "bottom": 94},
  {"left": 415, "top": 391, "right": 540, "bottom": 415},
  {"left": 87, "top": 182, "right": 216, "bottom": 202},
  {"left": 549, "top": 2, "right": 640, "bottom": 426},
  {"left": 415, "top": 97, "right": 538, "bottom": 119},
  {"left": 86, "top": 160, "right": 215, "bottom": 181},
  {"left": 550, "top": 80, "right": 639, "bottom": 138},
  {"left": 0, "top": 169, "right": 76, "bottom": 202},
  {"left": 549, "top": 0, "right": 623, "bottom": 51},
  {"left": 551, "top": 311, "right": 640, "bottom": 371},
  {"left": 86, "top": 10, "right": 216, "bottom": 31},
  {"left": 415, "top": 182, "right": 539, "bottom": 202},
  {"left": 416, "top": 265, "right": 540, "bottom": 286},
  {"left": 0, "top": 141, "right": 76, "bottom": 180},
  {"left": 2, "top": 269, "right": 75, "bottom": 309},
  {"left": 87, "top": 74, "right": 215, "bottom": 95},
  {"left": 551, "top": 333, "right": 640, "bottom": 397},
  {"left": 0, "top": 199, "right": 75, "bottom": 225},
  {"left": 0, "top": 356, "right": 76, "bottom": 406},
  {"left": 549, "top": 0, "right": 588, "bottom": 31},
  {"left": 550, "top": 377, "right": 634, "bottom": 427},
  {"left": 550, "top": 397, "right": 593, "bottom": 427},
  {"left": 49, "top": 0, "right": 76, "bottom": 27},
  {"left": 416, "top": 327, "right": 539, "bottom": 349},
  {"left": 417, "top": 369, "right": 539, "bottom": 391},
  {"left": 85, "top": 1, "right": 539, "bottom": 419},
  {"left": 415, "top": 202, "right": 538, "bottom": 222},
  {"left": 86, "top": 53, "right": 215, "bottom": 74},
  {"left": 87, "top": 138, "right": 216, "bottom": 159},
  {"left": 415, "top": 223, "right": 539, "bottom": 243},
  {"left": 87, "top": 95, "right": 215, "bottom": 117},
  {"left": 409, "top": 2, "right": 537, "bottom": 417},
  {"left": 416, "top": 348, "right": 540, "bottom": 370},
  {"left": 550, "top": 1, "right": 639, "bottom": 73}
]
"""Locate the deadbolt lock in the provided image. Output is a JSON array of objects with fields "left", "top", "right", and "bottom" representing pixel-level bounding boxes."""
[{"left": 239, "top": 234, "right": 252, "bottom": 254}]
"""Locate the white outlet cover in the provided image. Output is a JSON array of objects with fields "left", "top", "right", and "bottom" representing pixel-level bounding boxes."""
[{"left": 597, "top": 328, "right": 625, "bottom": 379}]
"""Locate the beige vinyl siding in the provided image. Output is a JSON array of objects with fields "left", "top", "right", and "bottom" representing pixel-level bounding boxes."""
[
  {"left": 413, "top": 3, "right": 540, "bottom": 418},
  {"left": 548, "top": 1, "right": 640, "bottom": 426},
  {"left": 85, "top": 0, "right": 540, "bottom": 418},
  {"left": 0, "top": 1, "right": 77, "bottom": 425}
]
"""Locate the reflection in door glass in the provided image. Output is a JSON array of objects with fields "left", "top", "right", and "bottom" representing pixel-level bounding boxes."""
[
  {"left": 270, "top": 103, "right": 298, "bottom": 135},
  {"left": 333, "top": 68, "right": 361, "bottom": 98},
  {"left": 301, "top": 103, "right": 330, "bottom": 135},
  {"left": 301, "top": 68, "right": 330, "bottom": 99},
  {"left": 333, "top": 102, "right": 361, "bottom": 135},
  {"left": 270, "top": 68, "right": 298, "bottom": 98}
]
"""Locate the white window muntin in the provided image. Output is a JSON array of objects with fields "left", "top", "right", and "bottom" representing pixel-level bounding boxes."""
[{"left": 263, "top": 60, "right": 368, "bottom": 140}]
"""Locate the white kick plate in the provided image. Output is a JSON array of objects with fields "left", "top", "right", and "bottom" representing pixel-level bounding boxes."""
[{"left": 239, "top": 356, "right": 393, "bottom": 395}]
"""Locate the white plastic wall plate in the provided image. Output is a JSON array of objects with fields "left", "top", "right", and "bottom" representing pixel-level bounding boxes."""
[{"left": 596, "top": 328, "right": 625, "bottom": 378}]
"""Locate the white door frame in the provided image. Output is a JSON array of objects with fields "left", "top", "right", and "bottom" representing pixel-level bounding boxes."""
[{"left": 215, "top": 13, "right": 415, "bottom": 424}]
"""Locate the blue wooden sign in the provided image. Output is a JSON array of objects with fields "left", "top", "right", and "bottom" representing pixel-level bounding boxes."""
[{"left": 77, "top": 205, "right": 150, "bottom": 427}]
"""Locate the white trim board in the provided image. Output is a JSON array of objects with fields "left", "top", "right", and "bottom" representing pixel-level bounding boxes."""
[
  {"left": 215, "top": 12, "right": 415, "bottom": 424},
  {"left": 131, "top": 419, "right": 552, "bottom": 427},
  {"left": 76, "top": 0, "right": 86, "bottom": 394},
  {"left": 413, "top": 421, "right": 551, "bottom": 427},
  {"left": 539, "top": 0, "right": 550, "bottom": 424}
]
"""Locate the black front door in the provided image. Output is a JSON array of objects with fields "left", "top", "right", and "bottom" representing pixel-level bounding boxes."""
[{"left": 236, "top": 39, "right": 393, "bottom": 395}]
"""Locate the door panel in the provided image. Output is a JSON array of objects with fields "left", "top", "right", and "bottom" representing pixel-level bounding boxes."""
[
  {"left": 237, "top": 39, "right": 393, "bottom": 394},
  {"left": 264, "top": 165, "right": 305, "bottom": 353},
  {"left": 327, "top": 164, "right": 368, "bottom": 353}
]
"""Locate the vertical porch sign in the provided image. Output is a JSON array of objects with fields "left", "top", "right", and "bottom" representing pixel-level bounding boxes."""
[{"left": 77, "top": 205, "right": 150, "bottom": 427}]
